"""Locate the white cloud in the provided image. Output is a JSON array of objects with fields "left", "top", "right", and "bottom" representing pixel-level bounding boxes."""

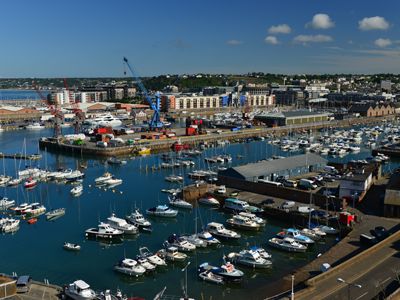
[
  {"left": 268, "top": 24, "right": 291, "bottom": 34},
  {"left": 226, "top": 39, "right": 243, "bottom": 45},
  {"left": 293, "top": 34, "right": 333, "bottom": 44},
  {"left": 359, "top": 16, "right": 389, "bottom": 31},
  {"left": 264, "top": 36, "right": 279, "bottom": 45},
  {"left": 307, "top": 13, "right": 335, "bottom": 29},
  {"left": 374, "top": 38, "right": 392, "bottom": 48}
]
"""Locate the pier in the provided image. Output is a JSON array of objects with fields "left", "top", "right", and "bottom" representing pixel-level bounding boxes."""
[{"left": 0, "top": 153, "right": 42, "bottom": 160}]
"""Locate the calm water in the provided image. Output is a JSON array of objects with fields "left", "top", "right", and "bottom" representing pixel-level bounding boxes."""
[
  {"left": 0, "top": 126, "right": 393, "bottom": 299},
  {"left": 0, "top": 89, "right": 49, "bottom": 100}
]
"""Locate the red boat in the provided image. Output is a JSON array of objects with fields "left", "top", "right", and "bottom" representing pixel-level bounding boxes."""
[
  {"left": 24, "top": 178, "right": 37, "bottom": 189},
  {"left": 27, "top": 218, "right": 37, "bottom": 224},
  {"left": 172, "top": 139, "right": 190, "bottom": 152}
]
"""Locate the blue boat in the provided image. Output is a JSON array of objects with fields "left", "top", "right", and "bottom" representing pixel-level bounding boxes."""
[{"left": 276, "top": 228, "right": 315, "bottom": 244}]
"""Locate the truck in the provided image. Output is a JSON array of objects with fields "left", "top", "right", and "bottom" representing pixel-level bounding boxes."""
[{"left": 298, "top": 179, "right": 318, "bottom": 190}]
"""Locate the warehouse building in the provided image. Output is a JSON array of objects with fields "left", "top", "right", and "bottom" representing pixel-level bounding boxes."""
[
  {"left": 0, "top": 106, "right": 42, "bottom": 122},
  {"left": 254, "top": 110, "right": 331, "bottom": 127},
  {"left": 384, "top": 169, "right": 400, "bottom": 217},
  {"left": 219, "top": 153, "right": 327, "bottom": 182}
]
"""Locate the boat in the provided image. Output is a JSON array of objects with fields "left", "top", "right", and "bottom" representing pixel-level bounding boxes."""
[
  {"left": 10, "top": 203, "right": 32, "bottom": 215},
  {"left": 84, "top": 113, "right": 123, "bottom": 128},
  {"left": 226, "top": 215, "right": 261, "bottom": 231},
  {"left": 45, "top": 208, "right": 66, "bottom": 220},
  {"left": 126, "top": 209, "right": 152, "bottom": 232},
  {"left": 238, "top": 212, "right": 266, "bottom": 226},
  {"left": 146, "top": 205, "right": 178, "bottom": 218},
  {"left": 300, "top": 228, "right": 322, "bottom": 241},
  {"left": 0, "top": 176, "right": 11, "bottom": 186},
  {"left": 24, "top": 177, "right": 37, "bottom": 189},
  {"left": 268, "top": 237, "right": 307, "bottom": 252},
  {"left": 165, "top": 175, "right": 184, "bottom": 183},
  {"left": 106, "top": 213, "right": 138, "bottom": 235},
  {"left": 7, "top": 178, "right": 22, "bottom": 186},
  {"left": 315, "top": 225, "right": 339, "bottom": 235},
  {"left": 138, "top": 247, "right": 167, "bottom": 266},
  {"left": 71, "top": 185, "right": 83, "bottom": 196},
  {"left": 198, "top": 195, "right": 220, "bottom": 206},
  {"left": 1, "top": 218, "right": 20, "bottom": 232},
  {"left": 164, "top": 234, "right": 196, "bottom": 252},
  {"left": 107, "top": 157, "right": 127, "bottom": 165},
  {"left": 18, "top": 167, "right": 40, "bottom": 179},
  {"left": 54, "top": 169, "right": 73, "bottom": 181},
  {"left": 27, "top": 218, "right": 37, "bottom": 224},
  {"left": 180, "top": 234, "right": 207, "bottom": 248},
  {"left": 198, "top": 262, "right": 244, "bottom": 282},
  {"left": 157, "top": 246, "right": 187, "bottom": 262},
  {"left": 63, "top": 242, "right": 81, "bottom": 251},
  {"left": 24, "top": 203, "right": 46, "bottom": 218},
  {"left": 85, "top": 223, "right": 124, "bottom": 240},
  {"left": 94, "top": 172, "right": 113, "bottom": 185},
  {"left": 168, "top": 196, "right": 193, "bottom": 209},
  {"left": 206, "top": 222, "right": 241, "bottom": 240},
  {"left": 276, "top": 228, "right": 315, "bottom": 244},
  {"left": 102, "top": 177, "right": 123, "bottom": 187},
  {"left": 65, "top": 170, "right": 85, "bottom": 182},
  {"left": 196, "top": 230, "right": 221, "bottom": 246},
  {"left": 198, "top": 270, "right": 225, "bottom": 285},
  {"left": 26, "top": 122, "right": 45, "bottom": 130},
  {"left": 114, "top": 258, "right": 146, "bottom": 277},
  {"left": 137, "top": 147, "right": 151, "bottom": 155},
  {"left": 64, "top": 280, "right": 97, "bottom": 300},
  {"left": 227, "top": 249, "right": 272, "bottom": 269},
  {"left": 248, "top": 246, "right": 272, "bottom": 259},
  {"left": 96, "top": 289, "right": 126, "bottom": 300},
  {"left": 0, "top": 197, "right": 15, "bottom": 209},
  {"left": 135, "top": 256, "right": 156, "bottom": 272}
]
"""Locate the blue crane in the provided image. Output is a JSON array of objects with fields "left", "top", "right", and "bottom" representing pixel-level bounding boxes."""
[{"left": 123, "top": 57, "right": 164, "bottom": 130}]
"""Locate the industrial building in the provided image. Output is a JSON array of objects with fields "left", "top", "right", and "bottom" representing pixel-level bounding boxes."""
[
  {"left": 0, "top": 106, "right": 42, "bottom": 122},
  {"left": 218, "top": 153, "right": 327, "bottom": 182},
  {"left": 384, "top": 169, "right": 400, "bottom": 217},
  {"left": 254, "top": 110, "right": 331, "bottom": 127}
]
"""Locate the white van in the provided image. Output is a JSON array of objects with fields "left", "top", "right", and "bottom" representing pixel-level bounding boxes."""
[
  {"left": 298, "top": 179, "right": 318, "bottom": 190},
  {"left": 257, "top": 179, "right": 283, "bottom": 187}
]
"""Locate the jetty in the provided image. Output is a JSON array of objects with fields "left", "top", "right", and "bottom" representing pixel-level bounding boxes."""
[{"left": 0, "top": 153, "right": 42, "bottom": 160}]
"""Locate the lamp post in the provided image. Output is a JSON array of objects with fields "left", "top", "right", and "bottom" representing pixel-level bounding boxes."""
[
  {"left": 337, "top": 277, "right": 362, "bottom": 300},
  {"left": 182, "top": 261, "right": 191, "bottom": 299},
  {"left": 291, "top": 274, "right": 295, "bottom": 300}
]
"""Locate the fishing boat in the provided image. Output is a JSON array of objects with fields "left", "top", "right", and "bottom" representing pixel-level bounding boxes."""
[
  {"left": 197, "top": 231, "right": 221, "bottom": 246},
  {"left": 227, "top": 249, "right": 272, "bottom": 268},
  {"left": 24, "top": 177, "right": 37, "bottom": 189},
  {"left": 198, "top": 195, "right": 219, "bottom": 206},
  {"left": 45, "top": 208, "right": 66, "bottom": 220},
  {"left": 0, "top": 197, "right": 15, "bottom": 209},
  {"left": 164, "top": 234, "right": 196, "bottom": 252},
  {"left": 126, "top": 209, "right": 152, "bottom": 232},
  {"left": 276, "top": 228, "right": 315, "bottom": 244},
  {"left": 168, "top": 196, "right": 193, "bottom": 209},
  {"left": 226, "top": 215, "right": 261, "bottom": 231},
  {"left": 198, "top": 262, "right": 244, "bottom": 282},
  {"left": 63, "top": 242, "right": 81, "bottom": 251},
  {"left": 64, "top": 280, "right": 97, "bottom": 300},
  {"left": 138, "top": 247, "right": 167, "bottom": 266},
  {"left": 71, "top": 185, "right": 83, "bottom": 196},
  {"left": 146, "top": 205, "right": 178, "bottom": 218},
  {"left": 114, "top": 258, "right": 146, "bottom": 277},
  {"left": 206, "top": 222, "right": 241, "bottom": 240},
  {"left": 106, "top": 213, "right": 138, "bottom": 235},
  {"left": 268, "top": 237, "right": 307, "bottom": 252},
  {"left": 157, "top": 246, "right": 187, "bottom": 262},
  {"left": 85, "top": 223, "right": 124, "bottom": 240},
  {"left": 94, "top": 172, "right": 113, "bottom": 185}
]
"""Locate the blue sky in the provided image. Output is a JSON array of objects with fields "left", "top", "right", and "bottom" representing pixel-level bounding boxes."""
[{"left": 1, "top": 0, "right": 400, "bottom": 77}]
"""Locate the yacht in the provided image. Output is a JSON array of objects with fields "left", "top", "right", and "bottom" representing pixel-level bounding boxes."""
[
  {"left": 198, "top": 262, "right": 244, "bottom": 282},
  {"left": 114, "top": 258, "right": 146, "bottom": 277},
  {"left": 164, "top": 234, "right": 196, "bottom": 252},
  {"left": 102, "top": 177, "right": 123, "bottom": 187},
  {"left": 45, "top": 207, "right": 66, "bottom": 221},
  {"left": 84, "top": 114, "right": 122, "bottom": 128},
  {"left": 268, "top": 237, "right": 307, "bottom": 252},
  {"left": 106, "top": 213, "right": 138, "bottom": 235},
  {"left": 64, "top": 280, "right": 96, "bottom": 300},
  {"left": 10, "top": 203, "right": 31, "bottom": 215},
  {"left": 226, "top": 215, "right": 261, "bottom": 231},
  {"left": 206, "top": 222, "right": 241, "bottom": 240},
  {"left": 85, "top": 223, "right": 124, "bottom": 240},
  {"left": 138, "top": 247, "right": 167, "bottom": 266},
  {"left": 197, "top": 230, "right": 221, "bottom": 246},
  {"left": 276, "top": 228, "right": 315, "bottom": 244},
  {"left": 198, "top": 195, "right": 220, "bottom": 206},
  {"left": 125, "top": 209, "right": 152, "bottom": 232},
  {"left": 168, "top": 196, "right": 193, "bottom": 209},
  {"left": 0, "top": 197, "right": 15, "bottom": 209},
  {"left": 146, "top": 205, "right": 178, "bottom": 218},
  {"left": 227, "top": 249, "right": 272, "bottom": 268},
  {"left": 26, "top": 122, "right": 45, "bottom": 130},
  {"left": 94, "top": 172, "right": 113, "bottom": 185},
  {"left": 156, "top": 246, "right": 187, "bottom": 262}
]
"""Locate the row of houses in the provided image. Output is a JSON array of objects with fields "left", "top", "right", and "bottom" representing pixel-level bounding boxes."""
[{"left": 349, "top": 103, "right": 395, "bottom": 117}]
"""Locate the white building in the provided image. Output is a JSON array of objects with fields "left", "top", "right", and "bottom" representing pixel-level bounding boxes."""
[
  {"left": 339, "top": 169, "right": 373, "bottom": 201},
  {"left": 305, "top": 84, "right": 330, "bottom": 99}
]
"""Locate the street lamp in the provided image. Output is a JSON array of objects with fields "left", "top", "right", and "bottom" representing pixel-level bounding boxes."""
[
  {"left": 182, "top": 261, "right": 191, "bottom": 299},
  {"left": 337, "top": 277, "right": 362, "bottom": 300},
  {"left": 291, "top": 274, "right": 295, "bottom": 300}
]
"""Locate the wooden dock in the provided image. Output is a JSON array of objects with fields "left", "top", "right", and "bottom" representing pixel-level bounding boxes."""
[{"left": 0, "top": 153, "right": 42, "bottom": 160}]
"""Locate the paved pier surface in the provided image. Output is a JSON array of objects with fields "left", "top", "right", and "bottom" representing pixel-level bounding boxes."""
[{"left": 10, "top": 282, "right": 61, "bottom": 300}]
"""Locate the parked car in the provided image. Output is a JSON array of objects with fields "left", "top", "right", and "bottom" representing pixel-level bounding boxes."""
[
  {"left": 370, "top": 226, "right": 389, "bottom": 241},
  {"left": 283, "top": 180, "right": 297, "bottom": 188},
  {"left": 16, "top": 275, "right": 31, "bottom": 293},
  {"left": 281, "top": 201, "right": 296, "bottom": 210},
  {"left": 261, "top": 198, "right": 275, "bottom": 206}
]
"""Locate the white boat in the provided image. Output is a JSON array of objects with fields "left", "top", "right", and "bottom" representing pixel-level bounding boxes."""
[
  {"left": 276, "top": 228, "right": 315, "bottom": 244},
  {"left": 71, "top": 185, "right": 83, "bottom": 196},
  {"left": 84, "top": 113, "right": 122, "bottom": 128},
  {"left": 24, "top": 203, "right": 46, "bottom": 217},
  {"left": 165, "top": 234, "right": 196, "bottom": 252},
  {"left": 18, "top": 167, "right": 40, "bottom": 178},
  {"left": 102, "top": 177, "right": 123, "bottom": 186},
  {"left": 94, "top": 172, "right": 113, "bottom": 184},
  {"left": 46, "top": 208, "right": 66, "bottom": 220},
  {"left": 64, "top": 280, "right": 96, "bottom": 300},
  {"left": 135, "top": 256, "right": 156, "bottom": 272},
  {"left": 7, "top": 178, "right": 22, "bottom": 186},
  {"left": 107, "top": 213, "right": 138, "bottom": 234},
  {"left": 197, "top": 231, "right": 221, "bottom": 246},
  {"left": 63, "top": 242, "right": 81, "bottom": 251},
  {"left": 180, "top": 234, "right": 207, "bottom": 248},
  {"left": 0, "top": 197, "right": 15, "bottom": 209},
  {"left": 85, "top": 223, "right": 124, "bottom": 240},
  {"left": 114, "top": 258, "right": 146, "bottom": 277},
  {"left": 126, "top": 209, "right": 152, "bottom": 232},
  {"left": 165, "top": 175, "right": 183, "bottom": 182},
  {"left": 206, "top": 222, "right": 241, "bottom": 240},
  {"left": 238, "top": 212, "right": 266, "bottom": 226},
  {"left": 198, "top": 196, "right": 220, "bottom": 206},
  {"left": 65, "top": 170, "right": 85, "bottom": 182},
  {"left": 300, "top": 228, "right": 322, "bottom": 240},
  {"left": 1, "top": 218, "right": 20, "bottom": 233},
  {"left": 315, "top": 225, "right": 339, "bottom": 235},
  {"left": 0, "top": 176, "right": 11, "bottom": 186},
  {"left": 10, "top": 202, "right": 31, "bottom": 215},
  {"left": 138, "top": 247, "right": 167, "bottom": 266},
  {"left": 298, "top": 206, "right": 315, "bottom": 214},
  {"left": 268, "top": 237, "right": 307, "bottom": 252},
  {"left": 227, "top": 249, "right": 272, "bottom": 268},
  {"left": 198, "top": 270, "right": 225, "bottom": 285},
  {"left": 157, "top": 246, "right": 187, "bottom": 262},
  {"left": 198, "top": 262, "right": 244, "bottom": 282},
  {"left": 107, "top": 157, "right": 127, "bottom": 165},
  {"left": 168, "top": 196, "right": 193, "bottom": 209},
  {"left": 146, "top": 205, "right": 178, "bottom": 218},
  {"left": 226, "top": 215, "right": 261, "bottom": 231},
  {"left": 54, "top": 169, "right": 73, "bottom": 181},
  {"left": 26, "top": 122, "right": 45, "bottom": 130}
]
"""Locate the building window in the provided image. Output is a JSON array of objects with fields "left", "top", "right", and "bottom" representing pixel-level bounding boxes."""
[
  {"left": 200, "top": 99, "right": 204, "bottom": 108},
  {"left": 212, "top": 98, "right": 217, "bottom": 107}
]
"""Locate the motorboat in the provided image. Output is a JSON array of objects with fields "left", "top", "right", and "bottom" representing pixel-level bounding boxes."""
[
  {"left": 24, "top": 203, "right": 46, "bottom": 218},
  {"left": 196, "top": 230, "right": 221, "bottom": 246},
  {"left": 300, "top": 228, "right": 322, "bottom": 241},
  {"left": 24, "top": 177, "right": 37, "bottom": 189},
  {"left": 126, "top": 209, "right": 152, "bottom": 232},
  {"left": 0, "top": 197, "right": 15, "bottom": 209},
  {"left": 106, "top": 213, "right": 138, "bottom": 235},
  {"left": 168, "top": 196, "right": 193, "bottom": 209},
  {"left": 276, "top": 228, "right": 315, "bottom": 244},
  {"left": 135, "top": 256, "right": 156, "bottom": 272},
  {"left": 165, "top": 175, "right": 183, "bottom": 183},
  {"left": 223, "top": 198, "right": 263, "bottom": 214},
  {"left": 198, "top": 262, "right": 244, "bottom": 282},
  {"left": 138, "top": 247, "right": 167, "bottom": 266},
  {"left": 71, "top": 185, "right": 83, "bottom": 196},
  {"left": 7, "top": 178, "right": 22, "bottom": 186},
  {"left": 94, "top": 172, "right": 113, "bottom": 185},
  {"left": 26, "top": 122, "right": 45, "bottom": 130},
  {"left": 10, "top": 203, "right": 31, "bottom": 215},
  {"left": 227, "top": 249, "right": 272, "bottom": 269},
  {"left": 198, "top": 195, "right": 220, "bottom": 206},
  {"left": 157, "top": 246, "right": 187, "bottom": 262},
  {"left": 315, "top": 225, "right": 339, "bottom": 235},
  {"left": 54, "top": 169, "right": 73, "bottom": 181},
  {"left": 206, "top": 222, "right": 241, "bottom": 240},
  {"left": 180, "top": 234, "right": 207, "bottom": 248},
  {"left": 84, "top": 114, "right": 122, "bottom": 128},
  {"left": 0, "top": 176, "right": 11, "bottom": 186},
  {"left": 64, "top": 280, "right": 96, "bottom": 300},
  {"left": 63, "top": 242, "right": 81, "bottom": 251},
  {"left": 164, "top": 234, "right": 196, "bottom": 252},
  {"left": 248, "top": 246, "right": 272, "bottom": 259},
  {"left": 268, "top": 237, "right": 307, "bottom": 252},
  {"left": 297, "top": 206, "right": 315, "bottom": 214},
  {"left": 45, "top": 208, "right": 66, "bottom": 220},
  {"left": 85, "top": 223, "right": 124, "bottom": 240},
  {"left": 198, "top": 270, "right": 225, "bottom": 285},
  {"left": 18, "top": 167, "right": 40, "bottom": 179},
  {"left": 1, "top": 218, "right": 20, "bottom": 233},
  {"left": 102, "top": 177, "right": 123, "bottom": 187},
  {"left": 226, "top": 215, "right": 261, "bottom": 231},
  {"left": 238, "top": 212, "right": 266, "bottom": 226},
  {"left": 107, "top": 157, "right": 127, "bottom": 165},
  {"left": 114, "top": 258, "right": 146, "bottom": 277},
  {"left": 27, "top": 217, "right": 37, "bottom": 225},
  {"left": 65, "top": 170, "right": 85, "bottom": 182},
  {"left": 96, "top": 289, "right": 125, "bottom": 300},
  {"left": 146, "top": 205, "right": 178, "bottom": 218}
]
